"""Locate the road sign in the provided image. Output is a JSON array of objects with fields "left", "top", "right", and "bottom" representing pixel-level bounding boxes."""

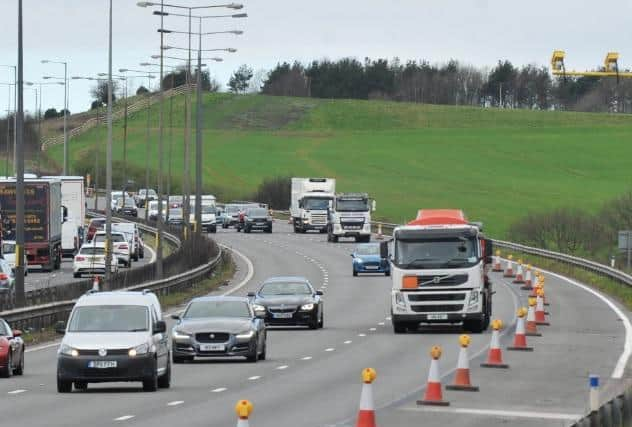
[{"left": 618, "top": 231, "right": 632, "bottom": 251}]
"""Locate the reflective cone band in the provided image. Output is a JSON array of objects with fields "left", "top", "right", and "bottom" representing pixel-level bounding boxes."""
[
  {"left": 417, "top": 346, "right": 449, "bottom": 406},
  {"left": 535, "top": 290, "right": 550, "bottom": 326},
  {"left": 513, "top": 261, "right": 525, "bottom": 284},
  {"left": 503, "top": 255, "right": 515, "bottom": 278},
  {"left": 446, "top": 335, "right": 479, "bottom": 392},
  {"left": 481, "top": 320, "right": 509, "bottom": 369},
  {"left": 493, "top": 250, "right": 503, "bottom": 272},
  {"left": 235, "top": 400, "right": 253, "bottom": 427},
  {"left": 525, "top": 298, "right": 542, "bottom": 337},
  {"left": 508, "top": 308, "right": 533, "bottom": 351},
  {"left": 356, "top": 368, "right": 377, "bottom": 427},
  {"left": 521, "top": 267, "right": 533, "bottom": 291}
]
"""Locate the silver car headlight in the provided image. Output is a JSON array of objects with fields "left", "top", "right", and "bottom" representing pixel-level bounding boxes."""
[
  {"left": 236, "top": 330, "right": 254, "bottom": 339},
  {"left": 300, "top": 303, "right": 315, "bottom": 311},
  {"left": 173, "top": 330, "right": 191, "bottom": 340},
  {"left": 252, "top": 304, "right": 265, "bottom": 312},
  {"left": 59, "top": 344, "right": 79, "bottom": 357},
  {"left": 128, "top": 343, "right": 150, "bottom": 357}
]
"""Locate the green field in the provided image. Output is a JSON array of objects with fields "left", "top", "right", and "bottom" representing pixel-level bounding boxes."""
[{"left": 46, "top": 93, "right": 632, "bottom": 237}]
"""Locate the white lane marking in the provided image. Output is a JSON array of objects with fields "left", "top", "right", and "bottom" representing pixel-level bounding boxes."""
[
  {"left": 167, "top": 401, "right": 184, "bottom": 406},
  {"left": 211, "top": 387, "right": 227, "bottom": 393},
  {"left": 538, "top": 267, "right": 632, "bottom": 379},
  {"left": 248, "top": 376, "right": 261, "bottom": 381},
  {"left": 26, "top": 341, "right": 60, "bottom": 353},
  {"left": 220, "top": 245, "right": 254, "bottom": 297},
  {"left": 385, "top": 316, "right": 391, "bottom": 321},
  {"left": 358, "top": 333, "right": 366, "bottom": 337},
  {"left": 369, "top": 327, "right": 377, "bottom": 331},
  {"left": 144, "top": 243, "right": 157, "bottom": 264},
  {"left": 325, "top": 348, "right": 335, "bottom": 352},
  {"left": 276, "top": 365, "right": 289, "bottom": 370},
  {"left": 344, "top": 340, "right": 352, "bottom": 344},
  {"left": 7, "top": 389, "right": 27, "bottom": 394},
  {"left": 401, "top": 406, "right": 581, "bottom": 421},
  {"left": 301, "top": 356, "right": 312, "bottom": 360},
  {"left": 114, "top": 415, "right": 135, "bottom": 421},
  {"left": 378, "top": 322, "right": 385, "bottom": 326}
]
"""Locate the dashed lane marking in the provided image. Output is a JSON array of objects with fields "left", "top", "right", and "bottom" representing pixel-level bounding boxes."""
[
  {"left": 167, "top": 401, "right": 184, "bottom": 406},
  {"left": 325, "top": 348, "right": 335, "bottom": 352},
  {"left": 7, "top": 389, "right": 27, "bottom": 394},
  {"left": 211, "top": 387, "right": 227, "bottom": 393},
  {"left": 301, "top": 356, "right": 312, "bottom": 360},
  {"left": 248, "top": 376, "right": 261, "bottom": 381},
  {"left": 369, "top": 327, "right": 377, "bottom": 331},
  {"left": 344, "top": 340, "right": 352, "bottom": 344},
  {"left": 276, "top": 365, "right": 289, "bottom": 370},
  {"left": 358, "top": 333, "right": 366, "bottom": 337},
  {"left": 114, "top": 415, "right": 135, "bottom": 421}
]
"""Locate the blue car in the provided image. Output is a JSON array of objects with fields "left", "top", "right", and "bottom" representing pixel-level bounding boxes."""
[{"left": 351, "top": 243, "right": 390, "bottom": 276}]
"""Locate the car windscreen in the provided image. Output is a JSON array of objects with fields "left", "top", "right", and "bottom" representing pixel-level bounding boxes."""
[
  {"left": 225, "top": 205, "right": 240, "bottom": 214},
  {"left": 183, "top": 300, "right": 250, "bottom": 318},
  {"left": 355, "top": 244, "right": 380, "bottom": 256},
  {"left": 201, "top": 205, "right": 215, "bottom": 214},
  {"left": 123, "top": 198, "right": 135, "bottom": 207},
  {"left": 2, "top": 243, "right": 15, "bottom": 254},
  {"left": 148, "top": 190, "right": 157, "bottom": 197},
  {"left": 247, "top": 208, "right": 267, "bottom": 217},
  {"left": 68, "top": 305, "right": 149, "bottom": 332},
  {"left": 260, "top": 282, "right": 312, "bottom": 296},
  {"left": 80, "top": 247, "right": 105, "bottom": 256},
  {"left": 93, "top": 234, "right": 125, "bottom": 243},
  {"left": 169, "top": 208, "right": 183, "bottom": 216}
]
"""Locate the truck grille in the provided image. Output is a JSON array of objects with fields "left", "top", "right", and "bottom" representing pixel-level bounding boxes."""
[
  {"left": 196, "top": 332, "right": 230, "bottom": 343},
  {"left": 407, "top": 293, "right": 466, "bottom": 302},
  {"left": 310, "top": 214, "right": 328, "bottom": 225},
  {"left": 417, "top": 274, "right": 468, "bottom": 286},
  {"left": 410, "top": 304, "right": 464, "bottom": 313}
]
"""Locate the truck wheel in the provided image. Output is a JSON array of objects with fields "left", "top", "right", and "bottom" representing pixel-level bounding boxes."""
[
  {"left": 332, "top": 235, "right": 338, "bottom": 243},
  {"left": 392, "top": 321, "right": 408, "bottom": 334},
  {"left": 464, "top": 318, "right": 486, "bottom": 334}
]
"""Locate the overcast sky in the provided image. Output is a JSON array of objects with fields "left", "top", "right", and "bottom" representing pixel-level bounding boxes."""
[{"left": 1, "top": 0, "right": 632, "bottom": 114}]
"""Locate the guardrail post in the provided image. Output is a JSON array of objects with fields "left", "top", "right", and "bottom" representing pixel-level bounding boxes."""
[{"left": 612, "top": 396, "right": 624, "bottom": 427}]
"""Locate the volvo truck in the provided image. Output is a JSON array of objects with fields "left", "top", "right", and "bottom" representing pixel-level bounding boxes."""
[
  {"left": 0, "top": 178, "right": 64, "bottom": 271},
  {"left": 382, "top": 209, "right": 493, "bottom": 334},
  {"left": 327, "top": 193, "right": 374, "bottom": 242},
  {"left": 290, "top": 178, "right": 335, "bottom": 233}
]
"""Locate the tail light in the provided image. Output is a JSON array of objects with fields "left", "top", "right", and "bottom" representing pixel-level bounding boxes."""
[
  {"left": 75, "top": 256, "right": 86, "bottom": 261},
  {"left": 0, "top": 273, "right": 9, "bottom": 280}
]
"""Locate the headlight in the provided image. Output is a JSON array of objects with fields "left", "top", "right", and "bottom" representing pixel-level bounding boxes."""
[
  {"left": 394, "top": 291, "right": 405, "bottom": 307},
  {"left": 468, "top": 290, "right": 480, "bottom": 307},
  {"left": 172, "top": 330, "right": 191, "bottom": 340},
  {"left": 247, "top": 218, "right": 253, "bottom": 222},
  {"left": 129, "top": 343, "right": 150, "bottom": 357},
  {"left": 236, "top": 330, "right": 254, "bottom": 339},
  {"left": 59, "top": 344, "right": 79, "bottom": 357},
  {"left": 355, "top": 258, "right": 363, "bottom": 264},
  {"left": 300, "top": 303, "right": 315, "bottom": 311},
  {"left": 252, "top": 304, "right": 265, "bottom": 312}
]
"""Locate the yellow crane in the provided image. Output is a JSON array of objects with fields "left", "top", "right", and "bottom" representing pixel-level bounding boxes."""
[{"left": 551, "top": 50, "right": 632, "bottom": 78}]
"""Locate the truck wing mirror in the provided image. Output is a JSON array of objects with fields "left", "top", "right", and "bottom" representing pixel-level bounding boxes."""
[
  {"left": 371, "top": 200, "right": 376, "bottom": 212},
  {"left": 380, "top": 241, "right": 388, "bottom": 259}
]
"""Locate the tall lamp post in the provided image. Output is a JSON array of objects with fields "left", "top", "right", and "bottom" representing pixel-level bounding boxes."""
[
  {"left": 15, "top": 0, "right": 25, "bottom": 307},
  {"left": 98, "top": 72, "right": 129, "bottom": 185},
  {"left": 41, "top": 59, "right": 69, "bottom": 175}
]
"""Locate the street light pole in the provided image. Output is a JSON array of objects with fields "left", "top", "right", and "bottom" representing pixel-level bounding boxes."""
[
  {"left": 15, "top": 0, "right": 25, "bottom": 307},
  {"left": 104, "top": 0, "right": 114, "bottom": 288},
  {"left": 195, "top": 17, "right": 203, "bottom": 234},
  {"left": 156, "top": 0, "right": 165, "bottom": 278}
]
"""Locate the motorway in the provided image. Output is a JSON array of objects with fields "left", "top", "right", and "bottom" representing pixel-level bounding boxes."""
[{"left": 0, "top": 221, "right": 629, "bottom": 426}]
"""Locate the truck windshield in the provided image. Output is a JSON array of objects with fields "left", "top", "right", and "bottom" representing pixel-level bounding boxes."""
[
  {"left": 394, "top": 237, "right": 479, "bottom": 269},
  {"left": 303, "top": 198, "right": 331, "bottom": 210},
  {"left": 336, "top": 199, "right": 369, "bottom": 211}
]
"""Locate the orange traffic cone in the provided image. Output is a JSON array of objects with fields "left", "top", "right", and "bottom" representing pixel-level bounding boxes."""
[
  {"left": 92, "top": 275, "right": 100, "bottom": 292},
  {"left": 521, "top": 265, "right": 533, "bottom": 291},
  {"left": 492, "top": 250, "right": 503, "bottom": 272},
  {"left": 481, "top": 320, "right": 509, "bottom": 369},
  {"left": 508, "top": 308, "right": 533, "bottom": 351},
  {"left": 503, "top": 255, "right": 515, "bottom": 278},
  {"left": 513, "top": 260, "right": 525, "bottom": 284},
  {"left": 535, "top": 288, "right": 550, "bottom": 326},
  {"left": 446, "top": 335, "right": 479, "bottom": 392},
  {"left": 525, "top": 297, "right": 542, "bottom": 337},
  {"left": 417, "top": 346, "right": 450, "bottom": 406},
  {"left": 235, "top": 400, "right": 253, "bottom": 427},
  {"left": 356, "top": 368, "right": 377, "bottom": 427}
]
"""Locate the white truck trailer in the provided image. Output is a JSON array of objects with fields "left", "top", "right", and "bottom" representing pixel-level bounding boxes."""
[{"left": 43, "top": 176, "right": 85, "bottom": 257}]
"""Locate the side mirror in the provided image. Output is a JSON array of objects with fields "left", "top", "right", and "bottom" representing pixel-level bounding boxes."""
[
  {"left": 247, "top": 291, "right": 256, "bottom": 297},
  {"left": 154, "top": 320, "right": 167, "bottom": 334},
  {"left": 12, "top": 330, "right": 21, "bottom": 337},
  {"left": 484, "top": 239, "right": 493, "bottom": 265},
  {"left": 380, "top": 241, "right": 388, "bottom": 259},
  {"left": 371, "top": 199, "right": 377, "bottom": 212},
  {"left": 350, "top": 253, "right": 355, "bottom": 258},
  {"left": 170, "top": 314, "right": 181, "bottom": 320},
  {"left": 316, "top": 290, "right": 324, "bottom": 296},
  {"left": 55, "top": 321, "right": 66, "bottom": 335}
]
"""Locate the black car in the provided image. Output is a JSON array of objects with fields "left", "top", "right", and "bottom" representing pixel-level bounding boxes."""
[
  {"left": 243, "top": 207, "right": 272, "bottom": 233},
  {"left": 249, "top": 276, "right": 324, "bottom": 329},
  {"left": 116, "top": 197, "right": 138, "bottom": 217}
]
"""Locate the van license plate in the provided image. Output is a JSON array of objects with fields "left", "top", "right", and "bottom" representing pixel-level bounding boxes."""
[
  {"left": 200, "top": 344, "right": 225, "bottom": 352},
  {"left": 88, "top": 361, "right": 117, "bottom": 369},
  {"left": 427, "top": 314, "right": 448, "bottom": 320}
]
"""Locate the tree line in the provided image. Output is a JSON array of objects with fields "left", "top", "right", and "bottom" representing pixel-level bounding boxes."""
[{"left": 250, "top": 57, "right": 632, "bottom": 113}]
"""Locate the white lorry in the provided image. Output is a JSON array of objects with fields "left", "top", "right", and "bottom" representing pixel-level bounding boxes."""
[
  {"left": 327, "top": 193, "right": 374, "bottom": 243},
  {"left": 189, "top": 195, "right": 218, "bottom": 233},
  {"left": 382, "top": 209, "right": 494, "bottom": 334},
  {"left": 290, "top": 178, "right": 335, "bottom": 233},
  {"left": 42, "top": 176, "right": 85, "bottom": 257}
]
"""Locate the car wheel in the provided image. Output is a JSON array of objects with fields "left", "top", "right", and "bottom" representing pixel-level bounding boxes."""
[
  {"left": 266, "top": 227, "right": 272, "bottom": 233},
  {"left": 57, "top": 377, "right": 72, "bottom": 393},
  {"left": 74, "top": 381, "right": 88, "bottom": 391},
  {"left": 353, "top": 269, "right": 358, "bottom": 277},
  {"left": 392, "top": 321, "right": 408, "bottom": 334},
  {"left": 0, "top": 352, "right": 12, "bottom": 377},
  {"left": 246, "top": 341, "right": 258, "bottom": 363},
  {"left": 244, "top": 227, "right": 251, "bottom": 233},
  {"left": 258, "top": 340, "right": 267, "bottom": 361},
  {"left": 13, "top": 349, "right": 24, "bottom": 375},
  {"left": 308, "top": 317, "right": 319, "bottom": 330},
  {"left": 332, "top": 235, "right": 339, "bottom": 243},
  {"left": 318, "top": 313, "right": 324, "bottom": 329},
  {"left": 211, "top": 227, "right": 217, "bottom": 234},
  {"left": 158, "top": 360, "right": 171, "bottom": 389},
  {"left": 143, "top": 372, "right": 158, "bottom": 392},
  {"left": 133, "top": 254, "right": 139, "bottom": 262},
  {"left": 385, "top": 270, "right": 391, "bottom": 277},
  {"left": 172, "top": 354, "right": 185, "bottom": 364},
  {"left": 140, "top": 250, "right": 145, "bottom": 259}
]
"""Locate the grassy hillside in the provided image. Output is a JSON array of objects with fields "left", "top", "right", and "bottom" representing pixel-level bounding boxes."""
[{"left": 46, "top": 93, "right": 632, "bottom": 237}]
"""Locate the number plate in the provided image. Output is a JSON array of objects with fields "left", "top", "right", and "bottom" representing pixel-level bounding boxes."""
[
  {"left": 273, "top": 312, "right": 293, "bottom": 319},
  {"left": 427, "top": 314, "right": 448, "bottom": 320},
  {"left": 365, "top": 265, "right": 379, "bottom": 270},
  {"left": 200, "top": 343, "right": 225, "bottom": 352},
  {"left": 88, "top": 360, "right": 117, "bottom": 369}
]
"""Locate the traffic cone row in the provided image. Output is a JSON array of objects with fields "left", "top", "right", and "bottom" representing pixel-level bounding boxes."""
[
  {"left": 508, "top": 308, "right": 533, "bottom": 351},
  {"left": 481, "top": 320, "right": 509, "bottom": 369},
  {"left": 503, "top": 255, "right": 515, "bottom": 278},
  {"left": 492, "top": 250, "right": 503, "bottom": 272}
]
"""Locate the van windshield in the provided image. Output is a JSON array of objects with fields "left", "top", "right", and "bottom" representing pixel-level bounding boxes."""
[{"left": 68, "top": 305, "right": 149, "bottom": 332}]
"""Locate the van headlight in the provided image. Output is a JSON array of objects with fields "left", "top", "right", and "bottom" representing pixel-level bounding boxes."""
[
  {"left": 236, "top": 330, "right": 254, "bottom": 339},
  {"left": 129, "top": 343, "right": 150, "bottom": 357},
  {"left": 59, "top": 344, "right": 79, "bottom": 357}
]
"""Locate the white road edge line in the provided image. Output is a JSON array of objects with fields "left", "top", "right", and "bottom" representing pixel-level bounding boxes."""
[
  {"left": 219, "top": 245, "right": 255, "bottom": 297},
  {"left": 144, "top": 243, "right": 156, "bottom": 264},
  {"left": 401, "top": 406, "right": 581, "bottom": 421},
  {"left": 539, "top": 267, "right": 632, "bottom": 379}
]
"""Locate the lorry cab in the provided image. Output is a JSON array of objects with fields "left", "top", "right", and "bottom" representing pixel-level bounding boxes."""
[
  {"left": 385, "top": 210, "right": 493, "bottom": 334},
  {"left": 328, "top": 192, "right": 374, "bottom": 243},
  {"left": 290, "top": 178, "right": 335, "bottom": 234}
]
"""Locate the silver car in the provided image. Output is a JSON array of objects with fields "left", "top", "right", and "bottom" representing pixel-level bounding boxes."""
[{"left": 171, "top": 296, "right": 267, "bottom": 363}]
